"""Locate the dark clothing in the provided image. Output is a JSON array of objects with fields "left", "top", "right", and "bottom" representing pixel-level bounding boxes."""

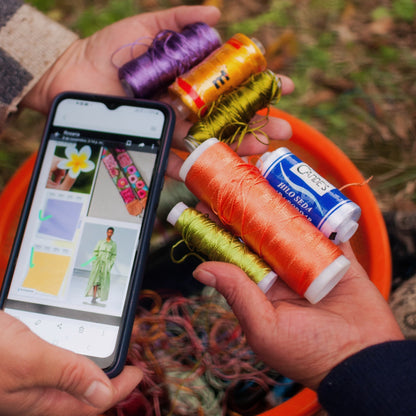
[{"left": 318, "top": 340, "right": 416, "bottom": 415}]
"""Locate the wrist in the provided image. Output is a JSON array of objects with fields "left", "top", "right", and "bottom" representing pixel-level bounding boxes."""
[
  {"left": 21, "top": 39, "right": 81, "bottom": 113},
  {"left": 300, "top": 311, "right": 404, "bottom": 391},
  {"left": 309, "top": 333, "right": 405, "bottom": 390}
]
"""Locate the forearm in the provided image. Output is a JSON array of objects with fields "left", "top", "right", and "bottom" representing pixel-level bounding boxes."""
[{"left": 0, "top": 0, "right": 78, "bottom": 129}]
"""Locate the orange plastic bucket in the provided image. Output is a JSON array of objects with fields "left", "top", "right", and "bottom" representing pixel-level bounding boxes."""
[{"left": 0, "top": 108, "right": 391, "bottom": 415}]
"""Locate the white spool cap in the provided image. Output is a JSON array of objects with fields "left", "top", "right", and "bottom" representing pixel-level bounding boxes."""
[
  {"left": 338, "top": 221, "right": 359, "bottom": 243},
  {"left": 256, "top": 149, "right": 282, "bottom": 173},
  {"left": 304, "top": 255, "right": 350, "bottom": 304},
  {"left": 167, "top": 202, "right": 189, "bottom": 227},
  {"left": 257, "top": 271, "right": 278, "bottom": 293},
  {"left": 250, "top": 37, "right": 266, "bottom": 55},
  {"left": 325, "top": 203, "right": 361, "bottom": 244},
  {"left": 332, "top": 214, "right": 359, "bottom": 244},
  {"left": 180, "top": 137, "right": 219, "bottom": 182}
]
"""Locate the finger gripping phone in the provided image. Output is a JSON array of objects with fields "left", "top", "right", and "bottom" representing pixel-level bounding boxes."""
[{"left": 0, "top": 92, "right": 175, "bottom": 377}]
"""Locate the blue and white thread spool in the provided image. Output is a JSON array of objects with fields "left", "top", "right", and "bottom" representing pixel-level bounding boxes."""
[{"left": 257, "top": 147, "right": 361, "bottom": 244}]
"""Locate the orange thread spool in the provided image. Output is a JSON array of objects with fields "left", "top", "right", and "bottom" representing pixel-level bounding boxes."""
[
  {"left": 169, "top": 33, "right": 267, "bottom": 121},
  {"left": 179, "top": 139, "right": 350, "bottom": 303}
]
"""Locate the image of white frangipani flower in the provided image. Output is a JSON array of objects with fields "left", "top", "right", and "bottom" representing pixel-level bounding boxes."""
[{"left": 58, "top": 145, "right": 95, "bottom": 178}]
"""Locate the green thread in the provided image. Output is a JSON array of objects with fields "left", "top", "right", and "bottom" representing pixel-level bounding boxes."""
[
  {"left": 171, "top": 207, "right": 273, "bottom": 285},
  {"left": 186, "top": 70, "right": 282, "bottom": 147}
]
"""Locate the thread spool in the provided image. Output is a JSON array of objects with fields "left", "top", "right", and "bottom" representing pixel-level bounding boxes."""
[
  {"left": 167, "top": 202, "right": 278, "bottom": 293},
  {"left": 184, "top": 70, "right": 281, "bottom": 149},
  {"left": 118, "top": 22, "right": 221, "bottom": 99},
  {"left": 169, "top": 33, "right": 267, "bottom": 120},
  {"left": 257, "top": 148, "right": 361, "bottom": 244},
  {"left": 179, "top": 138, "right": 350, "bottom": 304}
]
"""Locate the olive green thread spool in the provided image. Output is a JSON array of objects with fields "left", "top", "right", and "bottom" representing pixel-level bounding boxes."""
[
  {"left": 167, "top": 202, "right": 277, "bottom": 293},
  {"left": 184, "top": 70, "right": 282, "bottom": 150}
]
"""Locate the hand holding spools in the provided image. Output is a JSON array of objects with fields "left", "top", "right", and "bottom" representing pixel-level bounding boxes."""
[{"left": 118, "top": 21, "right": 360, "bottom": 303}]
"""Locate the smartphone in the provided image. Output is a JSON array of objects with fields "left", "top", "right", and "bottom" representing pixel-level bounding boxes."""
[{"left": 0, "top": 92, "right": 175, "bottom": 377}]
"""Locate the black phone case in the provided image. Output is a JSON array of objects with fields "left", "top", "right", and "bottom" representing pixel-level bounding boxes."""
[{"left": 0, "top": 91, "right": 175, "bottom": 378}]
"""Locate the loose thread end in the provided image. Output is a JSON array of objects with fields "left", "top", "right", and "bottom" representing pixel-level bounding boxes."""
[
  {"left": 170, "top": 239, "right": 206, "bottom": 264},
  {"left": 338, "top": 176, "right": 373, "bottom": 192}
]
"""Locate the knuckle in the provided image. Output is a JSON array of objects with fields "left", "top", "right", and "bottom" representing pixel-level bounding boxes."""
[
  {"left": 222, "top": 277, "right": 250, "bottom": 309},
  {"left": 57, "top": 359, "right": 86, "bottom": 392}
]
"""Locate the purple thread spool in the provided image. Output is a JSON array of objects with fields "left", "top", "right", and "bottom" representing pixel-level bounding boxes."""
[{"left": 119, "top": 22, "right": 221, "bottom": 99}]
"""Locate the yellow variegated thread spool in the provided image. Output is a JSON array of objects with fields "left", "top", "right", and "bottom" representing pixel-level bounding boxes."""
[
  {"left": 184, "top": 70, "right": 282, "bottom": 148},
  {"left": 169, "top": 33, "right": 267, "bottom": 121},
  {"left": 167, "top": 202, "right": 277, "bottom": 293}
]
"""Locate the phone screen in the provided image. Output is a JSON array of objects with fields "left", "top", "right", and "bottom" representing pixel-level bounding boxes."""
[{"left": 1, "top": 94, "right": 174, "bottom": 374}]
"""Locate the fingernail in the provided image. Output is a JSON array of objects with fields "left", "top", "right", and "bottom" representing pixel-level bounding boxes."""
[
  {"left": 83, "top": 380, "right": 113, "bottom": 408},
  {"left": 193, "top": 268, "right": 216, "bottom": 287},
  {"left": 280, "top": 120, "right": 293, "bottom": 139}
]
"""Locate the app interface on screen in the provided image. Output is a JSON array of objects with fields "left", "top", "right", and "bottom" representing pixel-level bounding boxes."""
[{"left": 4, "top": 99, "right": 165, "bottom": 359}]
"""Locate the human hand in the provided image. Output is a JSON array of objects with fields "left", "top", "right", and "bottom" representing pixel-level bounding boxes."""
[
  {"left": 192, "top": 242, "right": 404, "bottom": 390},
  {"left": 22, "top": 6, "right": 219, "bottom": 115},
  {"left": 0, "top": 311, "right": 142, "bottom": 416},
  {"left": 22, "top": 5, "right": 294, "bottom": 160},
  {"left": 46, "top": 156, "right": 76, "bottom": 190},
  {"left": 22, "top": 4, "right": 223, "bottom": 129}
]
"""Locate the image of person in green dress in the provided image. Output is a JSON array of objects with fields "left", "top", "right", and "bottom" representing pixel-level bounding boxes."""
[{"left": 85, "top": 227, "right": 117, "bottom": 304}]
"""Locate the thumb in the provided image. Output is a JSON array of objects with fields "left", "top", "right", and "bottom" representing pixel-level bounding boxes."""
[
  {"left": 19, "top": 330, "right": 141, "bottom": 409},
  {"left": 193, "top": 262, "right": 276, "bottom": 333}
]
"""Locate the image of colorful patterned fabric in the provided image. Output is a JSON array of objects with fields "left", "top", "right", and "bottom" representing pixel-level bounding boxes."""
[{"left": 101, "top": 147, "right": 148, "bottom": 216}]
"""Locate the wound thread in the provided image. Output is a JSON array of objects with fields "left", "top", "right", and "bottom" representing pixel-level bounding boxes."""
[
  {"left": 167, "top": 202, "right": 277, "bottom": 293},
  {"left": 179, "top": 139, "right": 350, "bottom": 303},
  {"left": 169, "top": 33, "right": 267, "bottom": 120},
  {"left": 118, "top": 22, "right": 221, "bottom": 99},
  {"left": 185, "top": 70, "right": 281, "bottom": 147}
]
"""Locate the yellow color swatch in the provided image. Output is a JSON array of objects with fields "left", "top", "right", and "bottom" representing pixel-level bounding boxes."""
[{"left": 23, "top": 251, "right": 71, "bottom": 296}]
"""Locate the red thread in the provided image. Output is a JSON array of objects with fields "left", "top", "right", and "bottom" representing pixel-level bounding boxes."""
[
  {"left": 226, "top": 38, "right": 243, "bottom": 49},
  {"left": 176, "top": 77, "right": 207, "bottom": 110},
  {"left": 183, "top": 141, "right": 344, "bottom": 296}
]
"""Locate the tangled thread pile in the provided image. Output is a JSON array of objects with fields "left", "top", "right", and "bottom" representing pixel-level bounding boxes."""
[{"left": 108, "top": 288, "right": 284, "bottom": 416}]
